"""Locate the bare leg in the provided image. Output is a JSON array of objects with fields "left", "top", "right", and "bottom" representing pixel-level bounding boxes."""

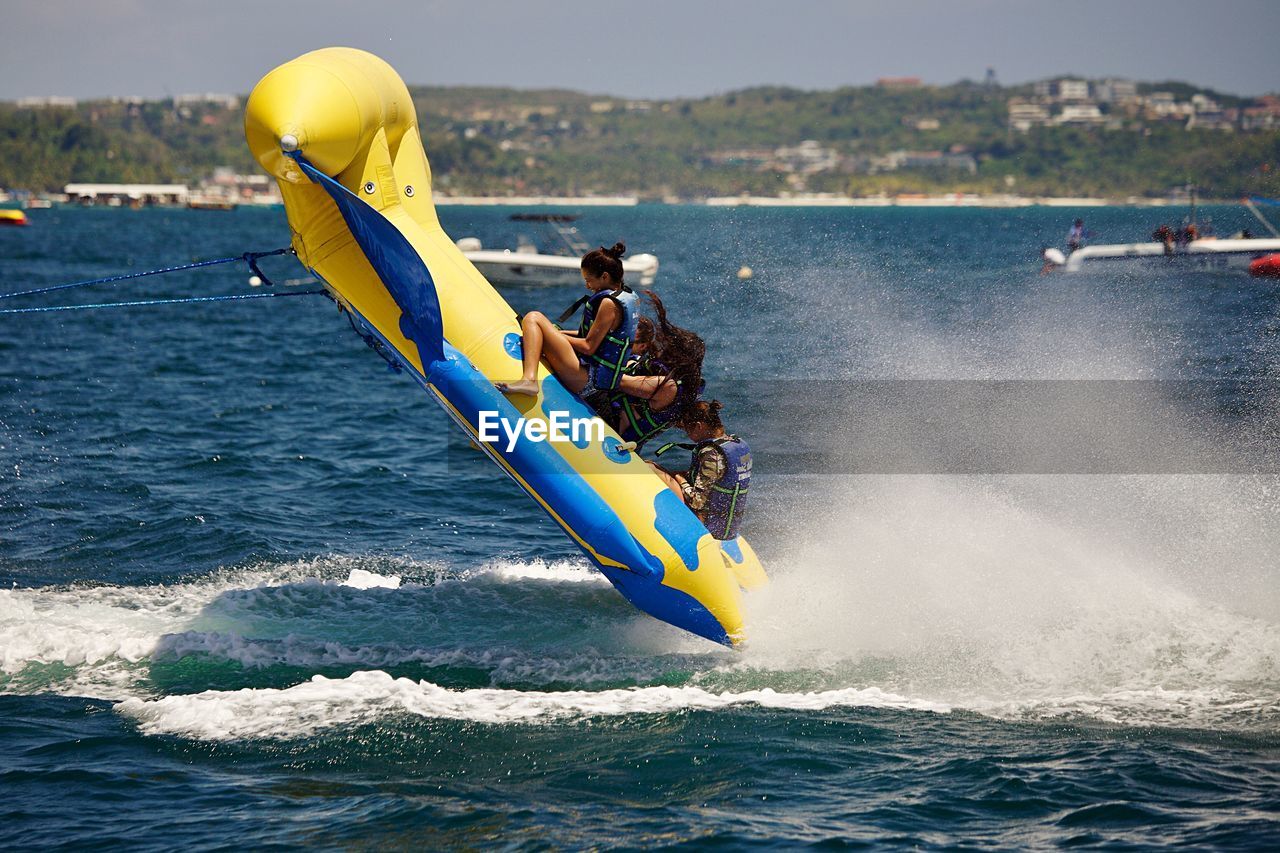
[
  {"left": 647, "top": 461, "right": 687, "bottom": 502},
  {"left": 497, "top": 311, "right": 589, "bottom": 395}
]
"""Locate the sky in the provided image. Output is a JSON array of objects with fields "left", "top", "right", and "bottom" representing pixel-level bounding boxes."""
[{"left": 3, "top": 0, "right": 1278, "bottom": 101}]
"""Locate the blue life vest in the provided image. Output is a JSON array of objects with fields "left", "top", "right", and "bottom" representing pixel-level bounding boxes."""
[
  {"left": 613, "top": 353, "right": 686, "bottom": 449},
  {"left": 698, "top": 436, "right": 752, "bottom": 540},
  {"left": 577, "top": 286, "right": 637, "bottom": 392}
]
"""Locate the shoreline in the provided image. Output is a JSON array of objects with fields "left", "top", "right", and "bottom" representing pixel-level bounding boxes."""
[
  {"left": 436, "top": 193, "right": 1208, "bottom": 208},
  {"left": 4, "top": 193, "right": 1222, "bottom": 210}
]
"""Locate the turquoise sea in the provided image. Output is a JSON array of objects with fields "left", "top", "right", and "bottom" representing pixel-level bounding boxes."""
[{"left": 2, "top": 204, "right": 1278, "bottom": 848}]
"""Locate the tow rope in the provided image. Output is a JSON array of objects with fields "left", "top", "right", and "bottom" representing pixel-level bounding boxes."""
[
  {"left": 0, "top": 290, "right": 326, "bottom": 315},
  {"left": 0, "top": 247, "right": 329, "bottom": 314}
]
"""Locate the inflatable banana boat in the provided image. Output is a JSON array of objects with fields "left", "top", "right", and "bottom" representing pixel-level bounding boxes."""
[{"left": 244, "top": 48, "right": 766, "bottom": 645}]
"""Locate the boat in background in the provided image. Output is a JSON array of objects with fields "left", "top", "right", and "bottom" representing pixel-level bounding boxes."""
[
  {"left": 187, "top": 194, "right": 238, "bottom": 211},
  {"left": 457, "top": 214, "right": 658, "bottom": 286},
  {"left": 0, "top": 209, "right": 29, "bottom": 226},
  {"left": 1043, "top": 193, "right": 1280, "bottom": 274},
  {"left": 1044, "top": 237, "right": 1280, "bottom": 273}
]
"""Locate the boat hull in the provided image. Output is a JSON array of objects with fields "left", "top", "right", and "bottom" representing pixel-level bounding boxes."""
[
  {"left": 1059, "top": 238, "right": 1280, "bottom": 273},
  {"left": 464, "top": 249, "right": 658, "bottom": 287}
]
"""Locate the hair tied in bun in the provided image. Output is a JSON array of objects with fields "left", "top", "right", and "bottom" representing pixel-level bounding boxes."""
[{"left": 582, "top": 242, "right": 627, "bottom": 283}]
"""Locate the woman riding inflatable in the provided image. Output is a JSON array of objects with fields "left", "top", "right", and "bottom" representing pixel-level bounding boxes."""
[
  {"left": 497, "top": 243, "right": 637, "bottom": 397},
  {"left": 649, "top": 400, "right": 752, "bottom": 541},
  {"left": 608, "top": 292, "right": 705, "bottom": 451}
]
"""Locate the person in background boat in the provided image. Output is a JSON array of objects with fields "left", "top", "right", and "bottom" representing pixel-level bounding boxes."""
[
  {"left": 1176, "top": 221, "right": 1200, "bottom": 246},
  {"left": 1067, "top": 219, "right": 1087, "bottom": 253},
  {"left": 647, "top": 400, "right": 751, "bottom": 541},
  {"left": 497, "top": 243, "right": 637, "bottom": 398},
  {"left": 606, "top": 292, "right": 705, "bottom": 451},
  {"left": 1152, "top": 224, "right": 1176, "bottom": 255}
]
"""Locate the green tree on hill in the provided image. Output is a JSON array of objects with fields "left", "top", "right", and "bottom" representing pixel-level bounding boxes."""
[{"left": 0, "top": 80, "right": 1276, "bottom": 199}]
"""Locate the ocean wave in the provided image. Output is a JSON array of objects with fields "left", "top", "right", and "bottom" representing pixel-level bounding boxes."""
[
  {"left": 965, "top": 686, "right": 1280, "bottom": 729},
  {"left": 0, "top": 555, "right": 630, "bottom": 699},
  {"left": 4, "top": 542, "right": 1279, "bottom": 736},
  {"left": 115, "top": 669, "right": 951, "bottom": 740}
]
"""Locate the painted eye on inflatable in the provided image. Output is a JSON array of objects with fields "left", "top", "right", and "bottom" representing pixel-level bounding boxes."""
[
  {"left": 404, "top": 186, "right": 415, "bottom": 197},
  {"left": 363, "top": 181, "right": 376, "bottom": 194}
]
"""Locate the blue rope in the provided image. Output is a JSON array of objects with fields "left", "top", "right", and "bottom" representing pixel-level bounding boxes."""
[
  {"left": 0, "top": 289, "right": 327, "bottom": 315},
  {"left": 0, "top": 248, "right": 291, "bottom": 302}
]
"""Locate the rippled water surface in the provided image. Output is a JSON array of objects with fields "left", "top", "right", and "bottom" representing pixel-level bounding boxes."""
[{"left": 2, "top": 205, "right": 1279, "bottom": 848}]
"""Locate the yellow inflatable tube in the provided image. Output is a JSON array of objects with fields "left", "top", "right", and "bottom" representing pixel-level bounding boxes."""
[{"left": 244, "top": 48, "right": 766, "bottom": 645}]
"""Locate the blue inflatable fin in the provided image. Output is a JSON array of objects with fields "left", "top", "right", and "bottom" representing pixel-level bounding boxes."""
[{"left": 288, "top": 151, "right": 445, "bottom": 366}]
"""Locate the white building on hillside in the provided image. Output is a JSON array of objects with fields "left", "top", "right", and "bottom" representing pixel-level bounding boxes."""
[
  {"left": 16, "top": 96, "right": 77, "bottom": 108},
  {"left": 1056, "top": 104, "right": 1106, "bottom": 125},
  {"left": 174, "top": 93, "right": 240, "bottom": 110},
  {"left": 1008, "top": 100, "right": 1051, "bottom": 131},
  {"left": 1034, "top": 79, "right": 1090, "bottom": 101},
  {"left": 64, "top": 184, "right": 189, "bottom": 206},
  {"left": 1094, "top": 79, "right": 1138, "bottom": 104}
]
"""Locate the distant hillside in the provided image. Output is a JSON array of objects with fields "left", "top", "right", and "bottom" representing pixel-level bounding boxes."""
[{"left": 2, "top": 78, "right": 1278, "bottom": 199}]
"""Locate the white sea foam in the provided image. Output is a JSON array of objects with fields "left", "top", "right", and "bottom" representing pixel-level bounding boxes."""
[
  {"left": 0, "top": 555, "right": 635, "bottom": 699},
  {"left": 5, "top": 509, "right": 1278, "bottom": 737},
  {"left": 342, "top": 568, "right": 401, "bottom": 590},
  {"left": 736, "top": 262, "right": 1280, "bottom": 729},
  {"left": 0, "top": 566, "right": 293, "bottom": 693},
  {"left": 116, "top": 669, "right": 950, "bottom": 740},
  {"left": 739, "top": 473, "right": 1280, "bottom": 728},
  {"left": 484, "top": 558, "right": 608, "bottom": 584},
  {"left": 967, "top": 686, "right": 1280, "bottom": 729}
]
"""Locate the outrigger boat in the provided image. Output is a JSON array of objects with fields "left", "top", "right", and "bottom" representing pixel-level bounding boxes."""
[
  {"left": 1042, "top": 194, "right": 1280, "bottom": 274},
  {"left": 456, "top": 214, "right": 658, "bottom": 287},
  {"left": 1043, "top": 236, "right": 1280, "bottom": 273}
]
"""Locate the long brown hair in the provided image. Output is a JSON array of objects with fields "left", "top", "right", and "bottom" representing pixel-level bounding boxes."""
[
  {"left": 643, "top": 290, "right": 704, "bottom": 406},
  {"left": 634, "top": 316, "right": 655, "bottom": 349}
]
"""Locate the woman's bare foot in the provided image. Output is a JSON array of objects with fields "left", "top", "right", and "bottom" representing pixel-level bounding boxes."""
[{"left": 495, "top": 378, "right": 540, "bottom": 396}]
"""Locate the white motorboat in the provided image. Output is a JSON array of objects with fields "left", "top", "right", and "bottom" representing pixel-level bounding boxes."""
[
  {"left": 1044, "top": 237, "right": 1280, "bottom": 273},
  {"left": 456, "top": 214, "right": 658, "bottom": 286},
  {"left": 1044, "top": 193, "right": 1280, "bottom": 274}
]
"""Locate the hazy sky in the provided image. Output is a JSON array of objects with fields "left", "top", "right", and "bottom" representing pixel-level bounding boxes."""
[{"left": 4, "top": 0, "right": 1278, "bottom": 100}]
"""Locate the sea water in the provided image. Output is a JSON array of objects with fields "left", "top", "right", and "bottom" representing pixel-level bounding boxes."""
[{"left": 1, "top": 205, "right": 1278, "bottom": 848}]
